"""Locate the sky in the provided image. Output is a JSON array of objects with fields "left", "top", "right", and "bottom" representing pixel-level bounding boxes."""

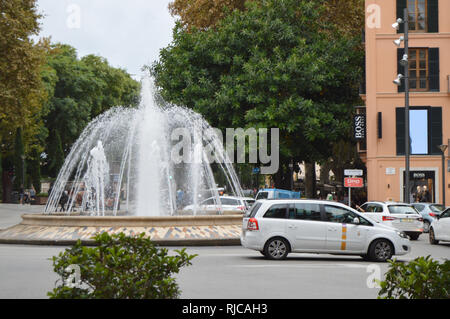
[{"left": 36, "top": 0, "right": 176, "bottom": 79}]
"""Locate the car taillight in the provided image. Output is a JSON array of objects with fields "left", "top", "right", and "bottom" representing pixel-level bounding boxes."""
[
  {"left": 238, "top": 206, "right": 245, "bottom": 211},
  {"left": 382, "top": 216, "right": 396, "bottom": 221},
  {"left": 429, "top": 212, "right": 436, "bottom": 217},
  {"left": 247, "top": 218, "right": 259, "bottom": 231}
]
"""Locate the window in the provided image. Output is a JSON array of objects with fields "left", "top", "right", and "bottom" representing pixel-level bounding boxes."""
[
  {"left": 202, "top": 198, "right": 215, "bottom": 205},
  {"left": 408, "top": 0, "right": 427, "bottom": 32},
  {"left": 263, "top": 204, "right": 287, "bottom": 219},
  {"left": 396, "top": 107, "right": 442, "bottom": 155},
  {"left": 256, "top": 192, "right": 268, "bottom": 200},
  {"left": 324, "top": 205, "right": 372, "bottom": 226},
  {"left": 409, "top": 48, "right": 428, "bottom": 91},
  {"left": 397, "top": 0, "right": 438, "bottom": 33},
  {"left": 387, "top": 205, "right": 419, "bottom": 215},
  {"left": 221, "top": 198, "right": 240, "bottom": 206},
  {"left": 429, "top": 204, "right": 445, "bottom": 213},
  {"left": 440, "top": 209, "right": 450, "bottom": 219},
  {"left": 409, "top": 109, "right": 428, "bottom": 154},
  {"left": 364, "top": 204, "right": 383, "bottom": 213},
  {"left": 288, "top": 203, "right": 321, "bottom": 221},
  {"left": 412, "top": 204, "right": 425, "bottom": 212},
  {"left": 397, "top": 48, "right": 439, "bottom": 92},
  {"left": 246, "top": 202, "right": 262, "bottom": 218}
]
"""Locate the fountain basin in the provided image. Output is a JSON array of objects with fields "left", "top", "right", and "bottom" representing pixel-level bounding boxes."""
[{"left": 0, "top": 214, "right": 244, "bottom": 246}]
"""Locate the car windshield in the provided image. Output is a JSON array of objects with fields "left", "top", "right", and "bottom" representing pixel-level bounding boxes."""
[
  {"left": 388, "top": 205, "right": 418, "bottom": 215},
  {"left": 256, "top": 192, "right": 268, "bottom": 200},
  {"left": 430, "top": 204, "right": 445, "bottom": 213}
]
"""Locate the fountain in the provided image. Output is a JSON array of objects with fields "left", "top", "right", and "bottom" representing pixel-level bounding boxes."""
[
  {"left": 45, "top": 79, "right": 244, "bottom": 217},
  {"left": 0, "top": 79, "right": 245, "bottom": 245}
]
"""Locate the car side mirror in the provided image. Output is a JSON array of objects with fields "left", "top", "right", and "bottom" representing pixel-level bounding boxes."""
[{"left": 353, "top": 217, "right": 360, "bottom": 225}]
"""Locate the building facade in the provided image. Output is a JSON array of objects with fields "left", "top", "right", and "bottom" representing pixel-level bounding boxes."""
[{"left": 364, "top": 0, "right": 449, "bottom": 204}]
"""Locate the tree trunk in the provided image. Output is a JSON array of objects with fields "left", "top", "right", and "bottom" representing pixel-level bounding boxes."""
[{"left": 305, "top": 161, "right": 316, "bottom": 198}]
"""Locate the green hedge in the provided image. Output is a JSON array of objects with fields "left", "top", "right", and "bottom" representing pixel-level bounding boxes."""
[
  {"left": 378, "top": 256, "right": 450, "bottom": 299},
  {"left": 48, "top": 232, "right": 197, "bottom": 299}
]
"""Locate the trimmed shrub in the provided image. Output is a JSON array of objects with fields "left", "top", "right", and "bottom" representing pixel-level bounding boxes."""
[{"left": 48, "top": 232, "right": 197, "bottom": 299}]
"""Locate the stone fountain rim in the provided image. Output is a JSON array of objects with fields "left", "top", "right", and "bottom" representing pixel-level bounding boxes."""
[{"left": 20, "top": 213, "right": 243, "bottom": 227}]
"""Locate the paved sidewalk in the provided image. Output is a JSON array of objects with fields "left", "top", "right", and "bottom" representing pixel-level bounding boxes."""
[{"left": 0, "top": 204, "right": 44, "bottom": 230}]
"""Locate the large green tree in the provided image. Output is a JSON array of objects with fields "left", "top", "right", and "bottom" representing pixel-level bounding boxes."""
[
  {"left": 41, "top": 44, "right": 141, "bottom": 177},
  {"left": 151, "top": 0, "right": 363, "bottom": 189}
]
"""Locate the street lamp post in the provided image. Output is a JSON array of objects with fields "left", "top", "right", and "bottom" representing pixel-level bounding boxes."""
[
  {"left": 392, "top": 9, "right": 410, "bottom": 203},
  {"left": 438, "top": 144, "right": 448, "bottom": 206}
]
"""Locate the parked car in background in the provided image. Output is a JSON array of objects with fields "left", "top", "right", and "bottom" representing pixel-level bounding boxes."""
[
  {"left": 359, "top": 201, "right": 423, "bottom": 240},
  {"left": 255, "top": 188, "right": 301, "bottom": 200},
  {"left": 182, "top": 196, "right": 255, "bottom": 214},
  {"left": 429, "top": 208, "right": 450, "bottom": 245},
  {"left": 410, "top": 203, "right": 446, "bottom": 233},
  {"left": 241, "top": 199, "right": 411, "bottom": 262}
]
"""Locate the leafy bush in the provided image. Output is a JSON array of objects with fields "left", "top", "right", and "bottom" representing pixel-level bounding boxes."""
[
  {"left": 378, "top": 256, "right": 450, "bottom": 299},
  {"left": 48, "top": 232, "right": 197, "bottom": 299}
]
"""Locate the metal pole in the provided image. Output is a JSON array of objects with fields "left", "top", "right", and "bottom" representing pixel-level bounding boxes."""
[
  {"left": 404, "top": 8, "right": 410, "bottom": 203},
  {"left": 348, "top": 187, "right": 351, "bottom": 207},
  {"left": 442, "top": 152, "right": 446, "bottom": 206}
]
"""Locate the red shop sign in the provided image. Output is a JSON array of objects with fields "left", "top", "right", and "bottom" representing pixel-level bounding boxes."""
[{"left": 344, "top": 177, "right": 364, "bottom": 188}]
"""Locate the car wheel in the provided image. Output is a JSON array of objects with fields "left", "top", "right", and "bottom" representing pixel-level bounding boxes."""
[
  {"left": 408, "top": 233, "right": 420, "bottom": 241},
  {"left": 423, "top": 220, "right": 430, "bottom": 233},
  {"left": 368, "top": 239, "right": 394, "bottom": 262},
  {"left": 429, "top": 228, "right": 439, "bottom": 245},
  {"left": 264, "top": 238, "right": 289, "bottom": 260}
]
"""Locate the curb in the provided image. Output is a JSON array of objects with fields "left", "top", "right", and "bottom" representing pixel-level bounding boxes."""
[{"left": 0, "top": 237, "right": 241, "bottom": 247}]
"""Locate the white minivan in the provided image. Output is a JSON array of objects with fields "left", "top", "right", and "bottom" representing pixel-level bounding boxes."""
[{"left": 241, "top": 199, "right": 411, "bottom": 262}]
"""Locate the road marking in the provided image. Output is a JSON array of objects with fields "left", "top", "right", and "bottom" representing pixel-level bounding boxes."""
[{"left": 227, "top": 263, "right": 369, "bottom": 269}]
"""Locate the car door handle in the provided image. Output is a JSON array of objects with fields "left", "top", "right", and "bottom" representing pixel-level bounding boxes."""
[
  {"left": 288, "top": 225, "right": 297, "bottom": 229},
  {"left": 328, "top": 227, "right": 338, "bottom": 231}
]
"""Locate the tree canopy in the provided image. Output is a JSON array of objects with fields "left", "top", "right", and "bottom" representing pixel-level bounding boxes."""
[
  {"left": 0, "top": 0, "right": 49, "bottom": 157},
  {"left": 41, "top": 43, "right": 141, "bottom": 176},
  {"left": 152, "top": 0, "right": 364, "bottom": 187}
]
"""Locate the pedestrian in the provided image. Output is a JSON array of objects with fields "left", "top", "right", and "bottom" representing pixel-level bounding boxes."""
[
  {"left": 59, "top": 190, "right": 69, "bottom": 212},
  {"left": 19, "top": 184, "right": 25, "bottom": 205}
]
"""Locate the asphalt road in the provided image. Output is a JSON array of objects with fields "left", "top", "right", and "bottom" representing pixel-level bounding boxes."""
[{"left": 0, "top": 204, "right": 449, "bottom": 299}]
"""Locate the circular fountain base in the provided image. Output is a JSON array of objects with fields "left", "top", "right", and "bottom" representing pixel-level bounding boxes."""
[{"left": 0, "top": 214, "right": 243, "bottom": 246}]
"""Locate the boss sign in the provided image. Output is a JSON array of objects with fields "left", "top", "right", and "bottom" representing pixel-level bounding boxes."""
[{"left": 353, "top": 114, "right": 366, "bottom": 140}]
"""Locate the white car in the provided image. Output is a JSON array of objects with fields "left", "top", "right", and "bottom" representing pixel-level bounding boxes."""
[
  {"left": 429, "top": 208, "right": 450, "bottom": 245},
  {"left": 359, "top": 201, "right": 423, "bottom": 240},
  {"left": 241, "top": 199, "right": 411, "bottom": 262},
  {"left": 183, "top": 196, "right": 255, "bottom": 214}
]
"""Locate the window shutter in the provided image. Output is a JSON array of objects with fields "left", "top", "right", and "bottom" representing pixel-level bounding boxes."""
[
  {"left": 428, "top": 48, "right": 440, "bottom": 91},
  {"left": 397, "top": 48, "right": 405, "bottom": 93},
  {"left": 396, "top": 108, "right": 405, "bottom": 155},
  {"left": 427, "top": 0, "right": 439, "bottom": 33},
  {"left": 396, "top": 0, "right": 407, "bottom": 34},
  {"left": 429, "top": 107, "right": 442, "bottom": 155}
]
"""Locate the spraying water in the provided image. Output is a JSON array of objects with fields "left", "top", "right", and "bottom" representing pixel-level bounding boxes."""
[{"left": 45, "top": 79, "right": 244, "bottom": 216}]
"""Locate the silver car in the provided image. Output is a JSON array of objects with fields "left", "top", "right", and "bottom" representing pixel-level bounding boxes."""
[
  {"left": 410, "top": 203, "right": 446, "bottom": 233},
  {"left": 359, "top": 201, "right": 424, "bottom": 240}
]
